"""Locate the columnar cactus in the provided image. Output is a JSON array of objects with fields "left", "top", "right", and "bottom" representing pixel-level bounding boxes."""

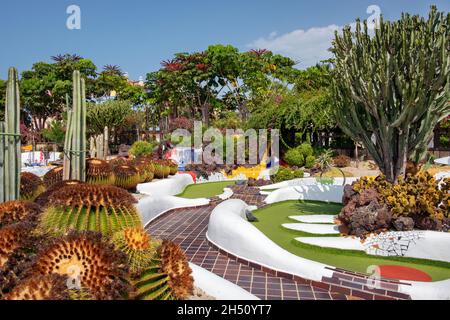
[
  {"left": 63, "top": 71, "right": 87, "bottom": 182},
  {"left": 0, "top": 68, "right": 21, "bottom": 203},
  {"left": 332, "top": 6, "right": 450, "bottom": 182}
]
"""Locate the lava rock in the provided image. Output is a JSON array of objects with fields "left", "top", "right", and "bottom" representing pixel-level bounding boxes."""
[
  {"left": 393, "top": 217, "right": 415, "bottom": 231},
  {"left": 347, "top": 201, "right": 392, "bottom": 237},
  {"left": 342, "top": 184, "right": 357, "bottom": 206}
]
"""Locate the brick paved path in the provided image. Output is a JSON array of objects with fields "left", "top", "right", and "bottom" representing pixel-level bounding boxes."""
[{"left": 145, "top": 185, "right": 411, "bottom": 300}]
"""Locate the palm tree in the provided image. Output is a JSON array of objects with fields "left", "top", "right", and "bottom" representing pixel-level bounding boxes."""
[
  {"left": 103, "top": 65, "right": 124, "bottom": 77},
  {"left": 51, "top": 54, "right": 82, "bottom": 63}
]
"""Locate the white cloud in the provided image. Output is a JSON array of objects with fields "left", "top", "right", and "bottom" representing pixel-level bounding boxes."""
[
  {"left": 249, "top": 5, "right": 380, "bottom": 69},
  {"left": 249, "top": 25, "right": 340, "bottom": 68}
]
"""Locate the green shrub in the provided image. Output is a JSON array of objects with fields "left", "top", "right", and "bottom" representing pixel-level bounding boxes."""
[
  {"left": 305, "top": 155, "right": 316, "bottom": 168},
  {"left": 439, "top": 135, "right": 450, "bottom": 147},
  {"left": 284, "top": 148, "right": 304, "bottom": 167},
  {"left": 298, "top": 142, "right": 314, "bottom": 157},
  {"left": 129, "top": 141, "right": 156, "bottom": 158},
  {"left": 271, "top": 167, "right": 304, "bottom": 183}
]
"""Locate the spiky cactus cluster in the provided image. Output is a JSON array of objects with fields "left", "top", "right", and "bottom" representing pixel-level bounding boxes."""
[
  {"left": 133, "top": 159, "right": 155, "bottom": 183},
  {"left": 112, "top": 228, "right": 160, "bottom": 276},
  {"left": 86, "top": 158, "right": 115, "bottom": 185},
  {"left": 42, "top": 167, "right": 63, "bottom": 188},
  {"left": 113, "top": 165, "right": 141, "bottom": 190},
  {"left": 34, "top": 180, "right": 84, "bottom": 208},
  {"left": 39, "top": 184, "right": 141, "bottom": 236},
  {"left": 153, "top": 160, "right": 171, "bottom": 179},
  {"left": 4, "top": 274, "right": 70, "bottom": 300},
  {"left": 19, "top": 172, "right": 45, "bottom": 201},
  {"left": 0, "top": 200, "right": 42, "bottom": 227},
  {"left": 0, "top": 222, "right": 35, "bottom": 268},
  {"left": 133, "top": 240, "right": 194, "bottom": 300},
  {"left": 32, "top": 231, "right": 131, "bottom": 300}
]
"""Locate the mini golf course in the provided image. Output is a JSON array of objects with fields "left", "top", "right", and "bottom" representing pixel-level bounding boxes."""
[
  {"left": 177, "top": 181, "right": 236, "bottom": 199},
  {"left": 251, "top": 200, "right": 450, "bottom": 281}
]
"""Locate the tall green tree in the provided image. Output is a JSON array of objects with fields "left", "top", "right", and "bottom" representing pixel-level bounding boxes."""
[{"left": 332, "top": 6, "right": 450, "bottom": 182}]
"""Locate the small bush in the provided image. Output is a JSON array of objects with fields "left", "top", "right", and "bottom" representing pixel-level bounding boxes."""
[
  {"left": 333, "top": 155, "right": 351, "bottom": 168},
  {"left": 298, "top": 143, "right": 314, "bottom": 157},
  {"left": 284, "top": 149, "right": 304, "bottom": 167},
  {"left": 129, "top": 141, "right": 156, "bottom": 158},
  {"left": 271, "top": 167, "right": 304, "bottom": 183},
  {"left": 305, "top": 155, "right": 315, "bottom": 169}
]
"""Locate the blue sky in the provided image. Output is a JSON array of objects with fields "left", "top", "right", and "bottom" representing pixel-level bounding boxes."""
[{"left": 0, "top": 0, "right": 448, "bottom": 79}]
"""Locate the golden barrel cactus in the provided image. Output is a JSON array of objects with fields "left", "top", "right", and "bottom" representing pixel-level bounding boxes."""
[
  {"left": 32, "top": 231, "right": 131, "bottom": 300},
  {"left": 42, "top": 167, "right": 63, "bottom": 188},
  {"left": 4, "top": 274, "right": 70, "bottom": 300},
  {"left": 34, "top": 180, "right": 84, "bottom": 208},
  {"left": 113, "top": 165, "right": 141, "bottom": 190},
  {"left": 133, "top": 240, "right": 194, "bottom": 300},
  {"left": 86, "top": 158, "right": 115, "bottom": 185},
  {"left": 39, "top": 184, "right": 142, "bottom": 237},
  {"left": 0, "top": 222, "right": 35, "bottom": 269},
  {"left": 112, "top": 228, "right": 160, "bottom": 276},
  {"left": 133, "top": 159, "right": 155, "bottom": 183},
  {"left": 20, "top": 172, "right": 46, "bottom": 201},
  {"left": 0, "top": 200, "right": 42, "bottom": 228}
]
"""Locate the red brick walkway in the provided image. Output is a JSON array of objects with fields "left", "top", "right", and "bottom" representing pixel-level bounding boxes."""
[
  {"left": 145, "top": 185, "right": 411, "bottom": 300},
  {"left": 146, "top": 205, "right": 348, "bottom": 300}
]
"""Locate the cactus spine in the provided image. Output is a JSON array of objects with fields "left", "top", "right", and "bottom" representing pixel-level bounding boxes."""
[
  {"left": 332, "top": 6, "right": 450, "bottom": 182},
  {"left": 63, "top": 71, "right": 87, "bottom": 182},
  {"left": 0, "top": 68, "right": 21, "bottom": 203}
]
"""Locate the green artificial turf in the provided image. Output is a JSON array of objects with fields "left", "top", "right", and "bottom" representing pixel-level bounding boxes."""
[
  {"left": 252, "top": 200, "right": 450, "bottom": 281},
  {"left": 176, "top": 181, "right": 236, "bottom": 199}
]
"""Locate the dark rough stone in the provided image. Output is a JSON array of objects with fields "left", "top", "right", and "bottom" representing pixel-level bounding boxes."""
[
  {"left": 347, "top": 201, "right": 392, "bottom": 237},
  {"left": 414, "top": 216, "right": 442, "bottom": 231},
  {"left": 393, "top": 217, "right": 415, "bottom": 231},
  {"left": 342, "top": 185, "right": 357, "bottom": 206}
]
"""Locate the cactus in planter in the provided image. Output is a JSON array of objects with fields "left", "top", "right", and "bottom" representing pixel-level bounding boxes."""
[
  {"left": 63, "top": 71, "right": 87, "bottom": 182},
  {"left": 332, "top": 6, "right": 450, "bottom": 182},
  {"left": 132, "top": 240, "right": 194, "bottom": 300},
  {"left": 43, "top": 167, "right": 64, "bottom": 188},
  {"left": 39, "top": 184, "right": 141, "bottom": 237},
  {"left": 0, "top": 68, "right": 21, "bottom": 203},
  {"left": 111, "top": 227, "right": 160, "bottom": 276},
  {"left": 19, "top": 172, "right": 45, "bottom": 201},
  {"left": 86, "top": 158, "right": 115, "bottom": 185},
  {"left": 113, "top": 165, "right": 141, "bottom": 190}
]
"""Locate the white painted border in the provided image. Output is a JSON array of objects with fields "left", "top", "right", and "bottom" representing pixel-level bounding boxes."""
[{"left": 190, "top": 263, "right": 259, "bottom": 300}]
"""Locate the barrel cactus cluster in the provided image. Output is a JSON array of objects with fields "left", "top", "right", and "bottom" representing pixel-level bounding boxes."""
[{"left": 1, "top": 168, "right": 192, "bottom": 301}]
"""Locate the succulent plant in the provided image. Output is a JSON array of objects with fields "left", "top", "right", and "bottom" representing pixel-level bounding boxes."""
[
  {"left": 4, "top": 274, "right": 70, "bottom": 300},
  {"left": 112, "top": 228, "right": 160, "bottom": 276},
  {"left": 133, "top": 240, "right": 194, "bottom": 300},
  {"left": 20, "top": 172, "right": 46, "bottom": 201},
  {"left": 34, "top": 180, "right": 84, "bottom": 208},
  {"left": 0, "top": 222, "right": 35, "bottom": 269},
  {"left": 39, "top": 184, "right": 141, "bottom": 237},
  {"left": 32, "top": 231, "right": 131, "bottom": 300},
  {"left": 86, "top": 158, "right": 115, "bottom": 185},
  {"left": 352, "top": 172, "right": 449, "bottom": 222},
  {"left": 133, "top": 159, "right": 155, "bottom": 183},
  {"left": 109, "top": 157, "right": 131, "bottom": 168},
  {"left": 153, "top": 160, "right": 170, "bottom": 179},
  {"left": 113, "top": 165, "right": 141, "bottom": 190},
  {"left": 42, "top": 166, "right": 63, "bottom": 188},
  {"left": 168, "top": 160, "right": 178, "bottom": 175},
  {"left": 0, "top": 200, "right": 42, "bottom": 228}
]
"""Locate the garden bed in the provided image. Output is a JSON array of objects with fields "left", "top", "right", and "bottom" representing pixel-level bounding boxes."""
[
  {"left": 251, "top": 200, "right": 450, "bottom": 281},
  {"left": 176, "top": 181, "right": 236, "bottom": 199}
]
